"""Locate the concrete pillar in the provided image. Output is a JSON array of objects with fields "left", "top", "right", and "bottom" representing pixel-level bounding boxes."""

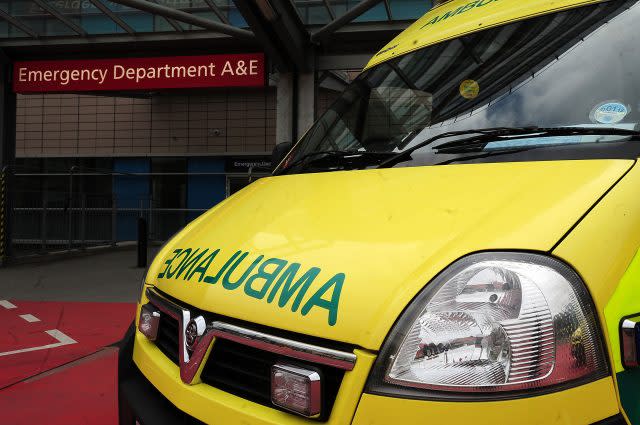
[
  {"left": 276, "top": 71, "right": 317, "bottom": 145},
  {"left": 276, "top": 72, "right": 294, "bottom": 145},
  {"left": 0, "top": 60, "right": 15, "bottom": 266},
  {"left": 296, "top": 72, "right": 315, "bottom": 140}
]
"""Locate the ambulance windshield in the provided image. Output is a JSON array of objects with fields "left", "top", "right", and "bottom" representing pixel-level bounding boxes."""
[{"left": 278, "top": 0, "right": 640, "bottom": 174}]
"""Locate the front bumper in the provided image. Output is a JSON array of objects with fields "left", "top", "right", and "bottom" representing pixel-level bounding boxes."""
[
  {"left": 353, "top": 383, "right": 623, "bottom": 424},
  {"left": 118, "top": 323, "right": 203, "bottom": 425},
  {"left": 122, "top": 325, "right": 375, "bottom": 425},
  {"left": 118, "top": 320, "right": 626, "bottom": 425},
  {"left": 119, "top": 357, "right": 204, "bottom": 425}
]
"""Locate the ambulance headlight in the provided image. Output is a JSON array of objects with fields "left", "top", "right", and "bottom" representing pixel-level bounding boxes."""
[{"left": 367, "top": 253, "right": 608, "bottom": 397}]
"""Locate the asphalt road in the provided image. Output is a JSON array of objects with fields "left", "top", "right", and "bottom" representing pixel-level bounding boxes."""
[{"left": 0, "top": 249, "right": 147, "bottom": 302}]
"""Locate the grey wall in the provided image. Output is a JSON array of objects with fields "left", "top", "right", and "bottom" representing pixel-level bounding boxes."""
[{"left": 16, "top": 89, "right": 277, "bottom": 157}]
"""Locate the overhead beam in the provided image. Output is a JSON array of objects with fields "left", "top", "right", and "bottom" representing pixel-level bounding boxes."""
[
  {"left": 322, "top": 0, "right": 335, "bottom": 20},
  {"left": 147, "top": 0, "right": 184, "bottom": 32},
  {"left": 160, "top": 15, "right": 184, "bottom": 32},
  {"left": 202, "top": 0, "right": 230, "bottom": 25},
  {"left": 269, "top": 0, "right": 311, "bottom": 69},
  {"left": 382, "top": 0, "right": 393, "bottom": 20},
  {"left": 108, "top": 0, "right": 255, "bottom": 40},
  {"left": 0, "top": 31, "right": 234, "bottom": 48},
  {"left": 32, "top": 0, "right": 88, "bottom": 36},
  {"left": 233, "top": 0, "right": 289, "bottom": 70},
  {"left": 311, "top": 0, "right": 383, "bottom": 43},
  {"left": 0, "top": 10, "right": 38, "bottom": 38},
  {"left": 234, "top": 0, "right": 311, "bottom": 72},
  {"left": 88, "top": 0, "right": 135, "bottom": 35}
]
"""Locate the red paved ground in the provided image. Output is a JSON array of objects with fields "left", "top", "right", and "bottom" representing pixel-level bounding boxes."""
[
  {"left": 0, "top": 348, "right": 119, "bottom": 425},
  {"left": 0, "top": 300, "right": 135, "bottom": 389},
  {"left": 0, "top": 300, "right": 135, "bottom": 424}
]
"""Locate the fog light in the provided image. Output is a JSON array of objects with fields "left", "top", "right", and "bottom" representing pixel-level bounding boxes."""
[
  {"left": 271, "top": 363, "right": 321, "bottom": 418},
  {"left": 138, "top": 304, "right": 160, "bottom": 341},
  {"left": 621, "top": 317, "right": 640, "bottom": 369}
]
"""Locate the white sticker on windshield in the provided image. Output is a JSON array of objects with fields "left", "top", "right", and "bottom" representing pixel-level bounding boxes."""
[{"left": 591, "top": 101, "right": 629, "bottom": 124}]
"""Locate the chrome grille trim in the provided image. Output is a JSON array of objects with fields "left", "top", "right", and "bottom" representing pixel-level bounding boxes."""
[{"left": 146, "top": 287, "right": 357, "bottom": 372}]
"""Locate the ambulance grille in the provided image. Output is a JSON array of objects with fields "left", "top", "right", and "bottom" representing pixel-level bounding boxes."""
[
  {"left": 155, "top": 313, "right": 180, "bottom": 364},
  {"left": 200, "top": 338, "right": 344, "bottom": 421},
  {"left": 148, "top": 288, "right": 352, "bottom": 421}
]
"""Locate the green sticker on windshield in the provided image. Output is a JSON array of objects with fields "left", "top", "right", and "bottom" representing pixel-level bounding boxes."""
[{"left": 460, "top": 79, "right": 479, "bottom": 99}]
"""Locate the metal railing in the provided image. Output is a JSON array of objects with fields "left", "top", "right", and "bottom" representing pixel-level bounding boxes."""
[
  {"left": 9, "top": 191, "right": 207, "bottom": 258},
  {"left": 0, "top": 165, "right": 268, "bottom": 262}
]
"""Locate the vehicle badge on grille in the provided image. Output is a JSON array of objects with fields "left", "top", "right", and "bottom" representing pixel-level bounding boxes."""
[
  {"left": 185, "top": 316, "right": 206, "bottom": 352},
  {"left": 179, "top": 314, "right": 212, "bottom": 384}
]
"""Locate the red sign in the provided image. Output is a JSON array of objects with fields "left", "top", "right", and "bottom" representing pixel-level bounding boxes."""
[{"left": 13, "top": 53, "right": 265, "bottom": 93}]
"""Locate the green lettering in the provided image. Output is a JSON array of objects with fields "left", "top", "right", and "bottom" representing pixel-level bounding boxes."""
[
  {"left": 166, "top": 248, "right": 191, "bottom": 279},
  {"left": 476, "top": 0, "right": 496, "bottom": 6},
  {"left": 268, "top": 263, "right": 320, "bottom": 312},
  {"left": 437, "top": 6, "right": 464, "bottom": 22},
  {"left": 421, "top": 15, "right": 440, "bottom": 29},
  {"left": 459, "top": 0, "right": 479, "bottom": 13},
  {"left": 222, "top": 254, "right": 263, "bottom": 290},
  {"left": 204, "top": 250, "right": 243, "bottom": 284},
  {"left": 176, "top": 248, "right": 208, "bottom": 280},
  {"left": 301, "top": 273, "right": 344, "bottom": 326},
  {"left": 188, "top": 249, "right": 220, "bottom": 282},
  {"left": 157, "top": 249, "right": 182, "bottom": 279},
  {"left": 244, "top": 258, "right": 288, "bottom": 299}
]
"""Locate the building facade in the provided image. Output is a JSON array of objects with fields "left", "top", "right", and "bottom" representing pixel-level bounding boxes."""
[{"left": 0, "top": 0, "right": 434, "bottom": 260}]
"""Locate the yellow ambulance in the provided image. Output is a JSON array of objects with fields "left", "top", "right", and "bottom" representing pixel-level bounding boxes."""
[{"left": 118, "top": 0, "right": 640, "bottom": 423}]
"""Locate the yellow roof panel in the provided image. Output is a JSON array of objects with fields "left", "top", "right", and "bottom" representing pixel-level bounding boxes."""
[{"left": 365, "top": 0, "right": 609, "bottom": 69}]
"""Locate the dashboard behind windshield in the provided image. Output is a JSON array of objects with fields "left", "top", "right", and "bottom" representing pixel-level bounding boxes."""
[{"left": 279, "top": 0, "right": 640, "bottom": 174}]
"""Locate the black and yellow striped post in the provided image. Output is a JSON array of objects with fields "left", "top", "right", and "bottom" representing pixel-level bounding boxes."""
[
  {"left": 0, "top": 166, "right": 13, "bottom": 267},
  {"left": 0, "top": 166, "right": 5, "bottom": 266},
  {"left": 0, "top": 51, "right": 16, "bottom": 267}
]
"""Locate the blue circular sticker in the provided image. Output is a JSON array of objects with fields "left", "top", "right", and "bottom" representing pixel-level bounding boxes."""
[{"left": 591, "top": 101, "right": 629, "bottom": 124}]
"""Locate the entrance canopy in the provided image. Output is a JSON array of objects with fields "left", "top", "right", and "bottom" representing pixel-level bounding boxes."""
[
  {"left": 0, "top": 0, "right": 432, "bottom": 71},
  {"left": 0, "top": 0, "right": 437, "bottom": 266}
]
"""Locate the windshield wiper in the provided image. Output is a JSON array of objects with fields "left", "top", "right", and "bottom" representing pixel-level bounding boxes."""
[
  {"left": 377, "top": 126, "right": 640, "bottom": 168},
  {"left": 434, "top": 147, "right": 536, "bottom": 165},
  {"left": 434, "top": 127, "right": 640, "bottom": 153},
  {"left": 377, "top": 127, "right": 538, "bottom": 168},
  {"left": 275, "top": 150, "right": 396, "bottom": 175}
]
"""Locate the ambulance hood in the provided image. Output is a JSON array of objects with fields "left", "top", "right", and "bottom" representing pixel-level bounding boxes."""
[{"left": 151, "top": 160, "right": 631, "bottom": 350}]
